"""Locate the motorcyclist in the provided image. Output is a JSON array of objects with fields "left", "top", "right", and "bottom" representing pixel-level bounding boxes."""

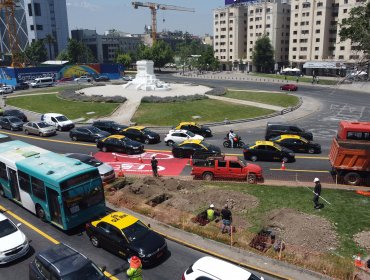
[{"left": 228, "top": 129, "right": 237, "bottom": 148}]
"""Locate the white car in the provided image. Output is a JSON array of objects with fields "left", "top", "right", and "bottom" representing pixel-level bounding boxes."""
[
  {"left": 74, "top": 76, "right": 91, "bottom": 83},
  {"left": 0, "top": 213, "right": 30, "bottom": 264},
  {"left": 183, "top": 256, "right": 264, "bottom": 280},
  {"left": 164, "top": 129, "right": 204, "bottom": 146},
  {"left": 0, "top": 86, "right": 13, "bottom": 94}
]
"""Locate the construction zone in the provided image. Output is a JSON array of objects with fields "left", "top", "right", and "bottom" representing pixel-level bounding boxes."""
[{"left": 105, "top": 176, "right": 370, "bottom": 279}]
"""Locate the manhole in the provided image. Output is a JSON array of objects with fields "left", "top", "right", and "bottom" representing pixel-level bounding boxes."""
[
  {"left": 146, "top": 194, "right": 172, "bottom": 207},
  {"left": 249, "top": 229, "right": 275, "bottom": 252}
]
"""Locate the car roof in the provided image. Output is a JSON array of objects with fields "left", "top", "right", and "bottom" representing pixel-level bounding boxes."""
[
  {"left": 127, "top": 126, "right": 145, "bottom": 130},
  {"left": 192, "top": 256, "right": 252, "bottom": 278},
  {"left": 255, "top": 141, "right": 275, "bottom": 146},
  {"left": 43, "top": 113, "right": 64, "bottom": 117},
  {"left": 93, "top": 212, "right": 138, "bottom": 230},
  {"left": 103, "top": 135, "right": 126, "bottom": 141},
  {"left": 37, "top": 243, "right": 90, "bottom": 277},
  {"left": 278, "top": 134, "right": 304, "bottom": 140},
  {"left": 169, "top": 129, "right": 189, "bottom": 134},
  {"left": 178, "top": 122, "right": 197, "bottom": 126},
  {"left": 181, "top": 139, "right": 202, "bottom": 145}
]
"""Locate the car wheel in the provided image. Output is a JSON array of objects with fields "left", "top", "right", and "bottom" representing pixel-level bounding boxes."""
[
  {"left": 102, "top": 146, "right": 108, "bottom": 152},
  {"left": 71, "top": 136, "right": 78, "bottom": 141},
  {"left": 250, "top": 155, "right": 258, "bottom": 162},
  {"left": 24, "top": 129, "right": 29, "bottom": 135},
  {"left": 282, "top": 157, "right": 289, "bottom": 163},
  {"left": 90, "top": 235, "right": 100, "bottom": 248},
  {"left": 238, "top": 141, "right": 245, "bottom": 148},
  {"left": 57, "top": 126, "right": 61, "bottom": 131},
  {"left": 308, "top": 148, "right": 315, "bottom": 154},
  {"left": 202, "top": 172, "right": 214, "bottom": 181},
  {"left": 39, "top": 132, "right": 43, "bottom": 137},
  {"left": 247, "top": 174, "right": 257, "bottom": 184},
  {"left": 167, "top": 140, "right": 174, "bottom": 146},
  {"left": 144, "top": 139, "right": 150, "bottom": 144},
  {"left": 36, "top": 205, "right": 46, "bottom": 221}
]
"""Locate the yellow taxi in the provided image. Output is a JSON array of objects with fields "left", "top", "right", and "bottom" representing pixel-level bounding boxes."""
[
  {"left": 243, "top": 140, "right": 296, "bottom": 162},
  {"left": 86, "top": 212, "right": 167, "bottom": 264},
  {"left": 270, "top": 134, "right": 321, "bottom": 154},
  {"left": 174, "top": 122, "right": 212, "bottom": 137},
  {"left": 119, "top": 126, "right": 160, "bottom": 144},
  {"left": 172, "top": 139, "right": 221, "bottom": 158}
]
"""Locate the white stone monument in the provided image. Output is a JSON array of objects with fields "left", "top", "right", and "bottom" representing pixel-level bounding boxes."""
[{"left": 123, "top": 60, "right": 171, "bottom": 91}]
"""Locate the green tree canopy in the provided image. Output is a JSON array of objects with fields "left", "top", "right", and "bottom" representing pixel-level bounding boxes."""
[
  {"left": 57, "top": 39, "right": 96, "bottom": 63},
  {"left": 339, "top": 1, "right": 370, "bottom": 55},
  {"left": 197, "top": 45, "right": 219, "bottom": 71},
  {"left": 150, "top": 40, "right": 173, "bottom": 69},
  {"left": 116, "top": 53, "right": 132, "bottom": 68},
  {"left": 44, "top": 34, "right": 56, "bottom": 59},
  {"left": 24, "top": 40, "right": 48, "bottom": 66},
  {"left": 252, "top": 35, "right": 275, "bottom": 73}
]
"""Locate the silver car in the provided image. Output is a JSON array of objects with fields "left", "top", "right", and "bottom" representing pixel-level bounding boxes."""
[
  {"left": 65, "top": 153, "right": 116, "bottom": 183},
  {"left": 24, "top": 121, "right": 56, "bottom": 137}
]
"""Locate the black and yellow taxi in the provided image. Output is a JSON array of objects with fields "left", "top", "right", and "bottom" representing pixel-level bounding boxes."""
[
  {"left": 174, "top": 122, "right": 212, "bottom": 138},
  {"left": 243, "top": 141, "right": 295, "bottom": 162},
  {"left": 271, "top": 135, "right": 321, "bottom": 154},
  {"left": 172, "top": 139, "right": 221, "bottom": 158},
  {"left": 119, "top": 126, "right": 160, "bottom": 144},
  {"left": 86, "top": 212, "right": 167, "bottom": 265},
  {"left": 96, "top": 135, "right": 144, "bottom": 154}
]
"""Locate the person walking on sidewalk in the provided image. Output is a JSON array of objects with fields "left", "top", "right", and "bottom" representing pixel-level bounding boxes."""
[
  {"left": 126, "top": 256, "right": 143, "bottom": 280},
  {"left": 313, "top": 178, "right": 322, "bottom": 209},
  {"left": 151, "top": 156, "right": 158, "bottom": 177},
  {"left": 221, "top": 204, "right": 232, "bottom": 235}
]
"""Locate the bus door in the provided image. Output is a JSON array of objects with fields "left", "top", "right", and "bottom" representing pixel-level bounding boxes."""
[
  {"left": 47, "top": 188, "right": 63, "bottom": 226},
  {"left": 7, "top": 168, "right": 21, "bottom": 202}
]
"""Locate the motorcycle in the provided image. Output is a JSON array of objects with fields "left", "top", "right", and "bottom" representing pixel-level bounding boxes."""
[{"left": 223, "top": 135, "right": 245, "bottom": 148}]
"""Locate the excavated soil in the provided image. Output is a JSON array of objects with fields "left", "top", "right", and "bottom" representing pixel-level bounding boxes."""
[
  {"left": 264, "top": 208, "right": 339, "bottom": 253},
  {"left": 354, "top": 231, "right": 370, "bottom": 250}
]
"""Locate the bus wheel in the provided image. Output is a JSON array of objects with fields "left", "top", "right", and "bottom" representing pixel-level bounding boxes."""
[
  {"left": 36, "top": 205, "right": 46, "bottom": 221},
  {"left": 0, "top": 186, "right": 5, "bottom": 197},
  {"left": 90, "top": 235, "right": 100, "bottom": 247}
]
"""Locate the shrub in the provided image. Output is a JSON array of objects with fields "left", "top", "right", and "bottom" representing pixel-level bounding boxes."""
[
  {"left": 141, "top": 94, "right": 208, "bottom": 103},
  {"left": 205, "top": 87, "right": 226, "bottom": 96},
  {"left": 59, "top": 89, "right": 126, "bottom": 103}
]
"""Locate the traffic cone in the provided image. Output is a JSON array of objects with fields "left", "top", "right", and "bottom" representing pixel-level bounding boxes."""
[
  {"left": 113, "top": 153, "right": 118, "bottom": 161},
  {"left": 118, "top": 165, "right": 124, "bottom": 177},
  {"left": 281, "top": 161, "right": 286, "bottom": 170},
  {"left": 189, "top": 155, "right": 193, "bottom": 165},
  {"left": 355, "top": 254, "right": 363, "bottom": 267}
]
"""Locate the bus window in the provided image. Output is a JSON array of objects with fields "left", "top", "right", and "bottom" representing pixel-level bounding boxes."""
[
  {"left": 31, "top": 177, "right": 46, "bottom": 201},
  {"left": 18, "top": 170, "right": 31, "bottom": 193},
  {"left": 0, "top": 162, "right": 7, "bottom": 180}
]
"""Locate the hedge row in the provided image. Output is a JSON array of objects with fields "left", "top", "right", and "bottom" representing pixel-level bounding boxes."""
[
  {"left": 141, "top": 94, "right": 208, "bottom": 103},
  {"left": 205, "top": 87, "right": 226, "bottom": 96},
  {"left": 59, "top": 89, "right": 127, "bottom": 103}
]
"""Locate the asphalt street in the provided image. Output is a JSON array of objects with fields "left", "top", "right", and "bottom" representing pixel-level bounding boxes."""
[{"left": 1, "top": 77, "right": 369, "bottom": 280}]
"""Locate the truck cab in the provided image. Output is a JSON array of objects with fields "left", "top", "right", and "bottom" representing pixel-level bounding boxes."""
[{"left": 191, "top": 155, "right": 263, "bottom": 183}]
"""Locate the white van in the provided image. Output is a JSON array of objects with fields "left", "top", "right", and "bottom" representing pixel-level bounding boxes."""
[
  {"left": 30, "top": 77, "right": 54, "bottom": 88},
  {"left": 41, "top": 113, "right": 75, "bottom": 131}
]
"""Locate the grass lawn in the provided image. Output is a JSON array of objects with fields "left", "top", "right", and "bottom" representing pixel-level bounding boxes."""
[
  {"left": 6, "top": 94, "right": 119, "bottom": 120},
  {"left": 132, "top": 99, "right": 275, "bottom": 126},
  {"left": 225, "top": 90, "right": 299, "bottom": 107},
  {"left": 250, "top": 72, "right": 338, "bottom": 85}
]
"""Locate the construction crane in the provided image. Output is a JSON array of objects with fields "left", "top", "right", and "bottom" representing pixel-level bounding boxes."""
[
  {"left": 0, "top": 0, "right": 23, "bottom": 67},
  {"left": 132, "top": 2, "right": 195, "bottom": 43}
]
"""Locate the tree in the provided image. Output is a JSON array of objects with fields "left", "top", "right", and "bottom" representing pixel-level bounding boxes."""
[
  {"left": 135, "top": 43, "right": 152, "bottom": 61},
  {"left": 339, "top": 1, "right": 370, "bottom": 55},
  {"left": 58, "top": 39, "right": 97, "bottom": 63},
  {"left": 44, "top": 34, "right": 56, "bottom": 60},
  {"left": 116, "top": 53, "right": 132, "bottom": 69},
  {"left": 252, "top": 35, "right": 275, "bottom": 73},
  {"left": 150, "top": 40, "right": 173, "bottom": 70},
  {"left": 197, "top": 45, "right": 219, "bottom": 72},
  {"left": 24, "top": 40, "right": 48, "bottom": 66}
]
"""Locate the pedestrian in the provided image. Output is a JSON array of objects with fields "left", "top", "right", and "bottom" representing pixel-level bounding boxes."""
[
  {"left": 221, "top": 204, "right": 232, "bottom": 235},
  {"left": 126, "top": 256, "right": 143, "bottom": 280},
  {"left": 313, "top": 178, "right": 322, "bottom": 209},
  {"left": 151, "top": 156, "right": 158, "bottom": 177},
  {"left": 207, "top": 204, "right": 215, "bottom": 221},
  {"left": 296, "top": 76, "right": 299, "bottom": 83}
]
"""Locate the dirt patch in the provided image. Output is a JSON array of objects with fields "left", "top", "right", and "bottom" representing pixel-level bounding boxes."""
[
  {"left": 354, "top": 231, "right": 370, "bottom": 250},
  {"left": 264, "top": 208, "right": 339, "bottom": 253}
]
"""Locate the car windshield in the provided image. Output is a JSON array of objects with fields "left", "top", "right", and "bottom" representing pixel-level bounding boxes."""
[
  {"left": 37, "top": 122, "right": 50, "bottom": 128},
  {"left": 89, "top": 127, "right": 101, "bottom": 133},
  {"left": 0, "top": 219, "right": 17, "bottom": 238},
  {"left": 186, "top": 131, "right": 195, "bottom": 137},
  {"left": 201, "top": 141, "right": 211, "bottom": 148},
  {"left": 273, "top": 143, "right": 283, "bottom": 150},
  {"left": 248, "top": 273, "right": 261, "bottom": 280},
  {"left": 270, "top": 136, "right": 281, "bottom": 141},
  {"left": 122, "top": 221, "right": 150, "bottom": 242},
  {"left": 83, "top": 158, "right": 103, "bottom": 167},
  {"left": 142, "top": 128, "right": 151, "bottom": 134},
  {"left": 56, "top": 116, "right": 68, "bottom": 121},
  {"left": 9, "top": 117, "right": 20, "bottom": 122},
  {"left": 62, "top": 262, "right": 105, "bottom": 280}
]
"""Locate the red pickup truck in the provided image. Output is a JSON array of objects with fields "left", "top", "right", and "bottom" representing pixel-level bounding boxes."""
[{"left": 191, "top": 155, "right": 263, "bottom": 184}]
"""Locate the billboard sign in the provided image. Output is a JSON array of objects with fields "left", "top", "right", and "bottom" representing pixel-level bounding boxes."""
[{"left": 225, "top": 0, "right": 256, "bottom": 5}]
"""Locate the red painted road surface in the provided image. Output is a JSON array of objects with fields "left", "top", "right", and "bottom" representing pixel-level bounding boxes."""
[{"left": 94, "top": 151, "right": 189, "bottom": 176}]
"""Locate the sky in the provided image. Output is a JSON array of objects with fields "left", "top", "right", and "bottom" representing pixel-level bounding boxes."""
[{"left": 66, "top": 0, "right": 225, "bottom": 36}]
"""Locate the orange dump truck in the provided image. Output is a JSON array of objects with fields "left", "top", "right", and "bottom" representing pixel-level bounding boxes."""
[{"left": 329, "top": 137, "right": 370, "bottom": 185}]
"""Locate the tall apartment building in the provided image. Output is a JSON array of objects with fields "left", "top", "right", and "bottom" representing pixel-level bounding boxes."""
[
  {"left": 289, "top": 0, "right": 365, "bottom": 72},
  {"left": 71, "top": 29, "right": 141, "bottom": 63},
  {"left": 213, "top": 0, "right": 291, "bottom": 71},
  {"left": 0, "top": 0, "right": 69, "bottom": 61}
]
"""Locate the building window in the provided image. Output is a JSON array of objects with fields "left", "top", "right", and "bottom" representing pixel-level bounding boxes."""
[
  {"left": 293, "top": 47, "right": 297, "bottom": 51},
  {"left": 229, "top": 34, "right": 233, "bottom": 38},
  {"left": 295, "top": 13, "right": 298, "bottom": 18},
  {"left": 343, "top": 9, "right": 347, "bottom": 13},
  {"left": 317, "top": 2, "right": 323, "bottom": 7},
  {"left": 317, "top": 11, "right": 322, "bottom": 16},
  {"left": 294, "top": 22, "right": 298, "bottom": 26},
  {"left": 316, "top": 38, "right": 320, "bottom": 42},
  {"left": 293, "top": 31, "right": 297, "bottom": 35},
  {"left": 315, "top": 29, "right": 320, "bottom": 33},
  {"left": 30, "top": 25, "right": 34, "bottom": 31},
  {"left": 314, "top": 55, "right": 319, "bottom": 59},
  {"left": 293, "top": 55, "right": 296, "bottom": 59},
  {"left": 302, "top": 2, "right": 310, "bottom": 8},
  {"left": 36, "top": 25, "right": 43, "bottom": 30},
  {"left": 315, "top": 47, "right": 319, "bottom": 51},
  {"left": 300, "top": 47, "right": 307, "bottom": 51},
  {"left": 34, "top": 3, "right": 41, "bottom": 16},
  {"left": 338, "top": 55, "right": 344, "bottom": 59},
  {"left": 316, "top": 20, "right": 321, "bottom": 25},
  {"left": 230, "top": 56, "right": 232, "bottom": 59},
  {"left": 28, "top": 3, "right": 32, "bottom": 16},
  {"left": 293, "top": 39, "right": 297, "bottom": 43},
  {"left": 340, "top": 46, "right": 345, "bottom": 50},
  {"left": 295, "top": 5, "right": 298, "bottom": 9},
  {"left": 229, "top": 20, "right": 233, "bottom": 23}
]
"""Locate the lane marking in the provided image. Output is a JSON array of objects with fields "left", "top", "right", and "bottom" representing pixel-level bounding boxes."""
[
  {"left": 0, "top": 204, "right": 118, "bottom": 280},
  {"left": 270, "top": 168, "right": 329, "bottom": 173}
]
